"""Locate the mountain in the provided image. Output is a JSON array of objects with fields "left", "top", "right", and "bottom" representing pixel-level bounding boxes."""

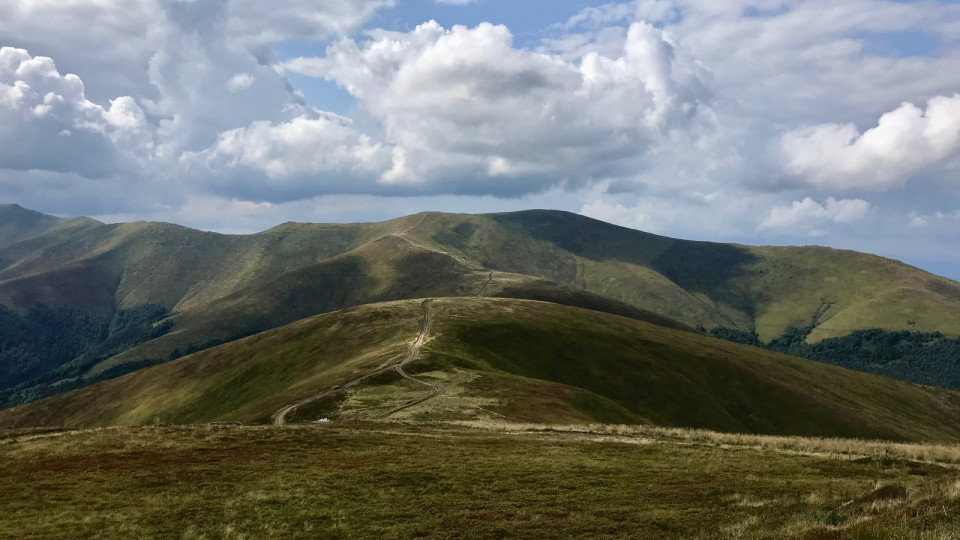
[
  {"left": 2, "top": 205, "right": 960, "bottom": 405},
  {"left": 3, "top": 298, "right": 960, "bottom": 443},
  {"left": 0, "top": 204, "right": 101, "bottom": 249}
]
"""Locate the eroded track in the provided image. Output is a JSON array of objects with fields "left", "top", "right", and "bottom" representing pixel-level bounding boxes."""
[
  {"left": 378, "top": 299, "right": 443, "bottom": 419},
  {"left": 272, "top": 299, "right": 441, "bottom": 425}
]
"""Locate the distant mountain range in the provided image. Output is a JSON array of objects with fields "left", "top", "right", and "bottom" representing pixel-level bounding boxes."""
[{"left": 2, "top": 203, "right": 960, "bottom": 410}]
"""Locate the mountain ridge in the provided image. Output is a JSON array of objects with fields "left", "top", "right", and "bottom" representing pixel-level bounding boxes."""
[{"left": 2, "top": 204, "right": 960, "bottom": 406}]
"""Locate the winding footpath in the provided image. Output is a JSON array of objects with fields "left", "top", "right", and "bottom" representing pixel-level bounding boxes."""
[
  {"left": 272, "top": 299, "right": 441, "bottom": 425},
  {"left": 378, "top": 299, "right": 444, "bottom": 419}
]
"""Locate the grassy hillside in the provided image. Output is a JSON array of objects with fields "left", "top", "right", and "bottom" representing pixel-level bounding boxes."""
[
  {"left": 0, "top": 203, "right": 101, "bottom": 249},
  {"left": 411, "top": 210, "right": 960, "bottom": 342},
  {"left": 5, "top": 298, "right": 960, "bottom": 444},
  {"left": 3, "top": 206, "right": 960, "bottom": 404},
  {"left": 4, "top": 422, "right": 960, "bottom": 539}
]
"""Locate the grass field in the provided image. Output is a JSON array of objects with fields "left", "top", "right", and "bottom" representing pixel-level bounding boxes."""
[{"left": 2, "top": 422, "right": 960, "bottom": 539}]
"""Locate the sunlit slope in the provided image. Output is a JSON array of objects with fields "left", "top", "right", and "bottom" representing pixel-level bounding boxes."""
[
  {"left": 89, "top": 236, "right": 680, "bottom": 377},
  {"left": 0, "top": 219, "right": 382, "bottom": 314},
  {"left": 411, "top": 211, "right": 960, "bottom": 341},
  {"left": 745, "top": 245, "right": 960, "bottom": 342},
  {"left": 5, "top": 298, "right": 960, "bottom": 442},
  {"left": 0, "top": 204, "right": 101, "bottom": 249}
]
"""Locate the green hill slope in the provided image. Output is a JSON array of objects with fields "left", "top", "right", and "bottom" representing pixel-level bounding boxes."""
[
  {"left": 3, "top": 206, "right": 960, "bottom": 405},
  {"left": 0, "top": 204, "right": 101, "bottom": 249},
  {"left": 410, "top": 210, "right": 960, "bottom": 342},
  {"left": 4, "top": 298, "right": 960, "bottom": 443}
]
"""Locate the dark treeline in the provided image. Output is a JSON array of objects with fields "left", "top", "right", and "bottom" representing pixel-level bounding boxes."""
[
  {"left": 0, "top": 303, "right": 172, "bottom": 406},
  {"left": 167, "top": 329, "right": 259, "bottom": 362},
  {"left": 710, "top": 326, "right": 960, "bottom": 390}
]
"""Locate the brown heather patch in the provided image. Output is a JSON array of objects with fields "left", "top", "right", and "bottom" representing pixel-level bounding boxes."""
[{"left": 455, "top": 420, "right": 960, "bottom": 465}]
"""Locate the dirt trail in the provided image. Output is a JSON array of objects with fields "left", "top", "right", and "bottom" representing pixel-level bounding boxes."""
[
  {"left": 378, "top": 299, "right": 443, "bottom": 419},
  {"left": 390, "top": 233, "right": 476, "bottom": 269},
  {"left": 272, "top": 363, "right": 391, "bottom": 425},
  {"left": 272, "top": 299, "right": 440, "bottom": 425},
  {"left": 390, "top": 213, "right": 480, "bottom": 270},
  {"left": 476, "top": 271, "right": 493, "bottom": 297}
]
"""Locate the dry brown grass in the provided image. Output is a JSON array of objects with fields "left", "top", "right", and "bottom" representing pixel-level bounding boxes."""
[{"left": 455, "top": 420, "right": 960, "bottom": 465}]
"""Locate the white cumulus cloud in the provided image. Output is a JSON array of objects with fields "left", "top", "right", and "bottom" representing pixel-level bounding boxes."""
[
  {"left": 781, "top": 95, "right": 960, "bottom": 190},
  {"left": 0, "top": 47, "right": 148, "bottom": 178},
  {"left": 183, "top": 112, "right": 392, "bottom": 199},
  {"left": 284, "top": 20, "right": 715, "bottom": 194},
  {"left": 759, "top": 197, "right": 872, "bottom": 234}
]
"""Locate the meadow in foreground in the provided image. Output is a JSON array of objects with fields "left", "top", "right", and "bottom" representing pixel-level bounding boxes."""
[{"left": 3, "top": 421, "right": 960, "bottom": 539}]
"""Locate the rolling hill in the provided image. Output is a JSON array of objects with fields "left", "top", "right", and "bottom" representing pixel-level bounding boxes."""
[
  {"left": 4, "top": 298, "right": 960, "bottom": 444},
  {"left": 3, "top": 204, "right": 960, "bottom": 405}
]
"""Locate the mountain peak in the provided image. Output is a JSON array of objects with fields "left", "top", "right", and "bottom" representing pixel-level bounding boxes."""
[{"left": 0, "top": 204, "right": 104, "bottom": 248}]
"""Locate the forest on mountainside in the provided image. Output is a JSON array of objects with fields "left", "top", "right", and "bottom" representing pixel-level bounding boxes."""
[
  {"left": 0, "top": 304, "right": 172, "bottom": 406},
  {"left": 711, "top": 326, "right": 960, "bottom": 390}
]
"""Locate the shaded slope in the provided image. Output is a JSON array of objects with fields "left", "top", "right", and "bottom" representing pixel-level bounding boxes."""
[{"left": 4, "top": 298, "right": 960, "bottom": 443}]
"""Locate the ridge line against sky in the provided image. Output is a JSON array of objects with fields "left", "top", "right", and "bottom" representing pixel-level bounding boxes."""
[{"left": 0, "top": 0, "right": 959, "bottom": 279}]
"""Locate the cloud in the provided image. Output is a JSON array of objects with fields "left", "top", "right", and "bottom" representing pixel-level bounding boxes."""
[
  {"left": 557, "top": 0, "right": 960, "bottom": 193},
  {"left": 759, "top": 197, "right": 872, "bottom": 234},
  {"left": 781, "top": 95, "right": 960, "bottom": 190},
  {"left": 909, "top": 209, "right": 960, "bottom": 228},
  {"left": 143, "top": 0, "right": 312, "bottom": 158},
  {"left": 284, "top": 20, "right": 715, "bottom": 195},
  {"left": 0, "top": 0, "right": 394, "bottom": 103},
  {"left": 0, "top": 47, "right": 148, "bottom": 178},
  {"left": 579, "top": 198, "right": 677, "bottom": 233},
  {"left": 579, "top": 188, "right": 784, "bottom": 240},
  {"left": 226, "top": 0, "right": 395, "bottom": 45},
  {"left": 0, "top": 0, "right": 399, "bottom": 206},
  {"left": 183, "top": 112, "right": 392, "bottom": 200},
  {"left": 0, "top": 0, "right": 959, "bottom": 283}
]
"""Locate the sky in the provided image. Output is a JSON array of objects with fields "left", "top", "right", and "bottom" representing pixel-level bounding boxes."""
[{"left": 1, "top": 0, "right": 960, "bottom": 279}]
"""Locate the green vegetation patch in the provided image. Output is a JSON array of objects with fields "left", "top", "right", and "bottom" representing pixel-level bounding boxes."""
[
  {"left": 0, "top": 303, "right": 172, "bottom": 407},
  {"left": 711, "top": 325, "right": 960, "bottom": 390}
]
